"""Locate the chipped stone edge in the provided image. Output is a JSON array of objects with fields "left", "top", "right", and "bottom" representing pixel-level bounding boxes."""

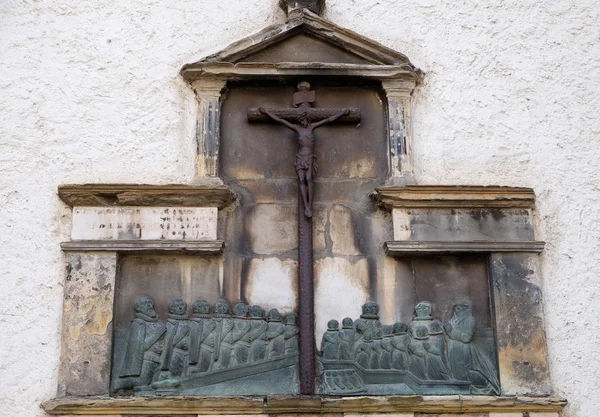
[
  {"left": 384, "top": 241, "right": 546, "bottom": 256},
  {"left": 57, "top": 184, "right": 237, "bottom": 209},
  {"left": 42, "top": 395, "right": 567, "bottom": 415},
  {"left": 373, "top": 185, "right": 536, "bottom": 210},
  {"left": 61, "top": 240, "right": 225, "bottom": 254}
]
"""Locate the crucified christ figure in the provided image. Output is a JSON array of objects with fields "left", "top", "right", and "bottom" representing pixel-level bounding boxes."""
[{"left": 259, "top": 107, "right": 349, "bottom": 218}]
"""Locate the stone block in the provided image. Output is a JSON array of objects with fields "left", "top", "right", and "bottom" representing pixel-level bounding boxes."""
[
  {"left": 375, "top": 256, "right": 415, "bottom": 324},
  {"left": 58, "top": 252, "right": 118, "bottom": 396},
  {"left": 392, "top": 208, "right": 410, "bottom": 240},
  {"left": 491, "top": 253, "right": 551, "bottom": 395},
  {"left": 246, "top": 203, "right": 326, "bottom": 254},
  {"left": 489, "top": 414, "right": 559, "bottom": 417},
  {"left": 114, "top": 255, "right": 222, "bottom": 328},
  {"left": 315, "top": 257, "right": 369, "bottom": 341},
  {"left": 330, "top": 204, "right": 360, "bottom": 256},
  {"left": 488, "top": 413, "right": 527, "bottom": 417},
  {"left": 247, "top": 204, "right": 297, "bottom": 254},
  {"left": 72, "top": 206, "right": 217, "bottom": 241},
  {"left": 391, "top": 208, "right": 534, "bottom": 242},
  {"left": 245, "top": 257, "right": 298, "bottom": 313},
  {"left": 415, "top": 414, "right": 485, "bottom": 417},
  {"left": 346, "top": 414, "right": 413, "bottom": 417}
]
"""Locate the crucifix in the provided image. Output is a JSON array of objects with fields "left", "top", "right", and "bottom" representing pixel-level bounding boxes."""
[{"left": 248, "top": 81, "right": 361, "bottom": 393}]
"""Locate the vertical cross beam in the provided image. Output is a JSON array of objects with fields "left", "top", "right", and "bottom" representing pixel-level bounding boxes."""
[{"left": 248, "top": 82, "right": 360, "bottom": 394}]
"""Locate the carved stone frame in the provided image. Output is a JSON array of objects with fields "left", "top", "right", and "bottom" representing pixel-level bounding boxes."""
[
  {"left": 47, "top": 6, "right": 566, "bottom": 417},
  {"left": 182, "top": 9, "right": 422, "bottom": 184},
  {"left": 374, "top": 185, "right": 552, "bottom": 396}
]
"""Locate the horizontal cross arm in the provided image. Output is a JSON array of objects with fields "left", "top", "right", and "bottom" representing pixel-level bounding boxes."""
[{"left": 247, "top": 107, "right": 361, "bottom": 124}]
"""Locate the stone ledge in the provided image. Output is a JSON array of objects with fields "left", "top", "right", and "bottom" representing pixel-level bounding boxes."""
[
  {"left": 42, "top": 395, "right": 566, "bottom": 415},
  {"left": 384, "top": 241, "right": 546, "bottom": 256},
  {"left": 373, "top": 186, "right": 536, "bottom": 210},
  {"left": 61, "top": 240, "right": 225, "bottom": 254},
  {"left": 58, "top": 184, "right": 237, "bottom": 209},
  {"left": 182, "top": 62, "right": 419, "bottom": 82}
]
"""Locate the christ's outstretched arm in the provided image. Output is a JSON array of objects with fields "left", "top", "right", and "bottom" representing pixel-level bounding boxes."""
[
  {"left": 311, "top": 109, "right": 349, "bottom": 129},
  {"left": 259, "top": 108, "right": 298, "bottom": 131}
]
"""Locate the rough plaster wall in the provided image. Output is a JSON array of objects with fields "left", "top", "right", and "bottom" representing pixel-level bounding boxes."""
[{"left": 0, "top": 1, "right": 598, "bottom": 416}]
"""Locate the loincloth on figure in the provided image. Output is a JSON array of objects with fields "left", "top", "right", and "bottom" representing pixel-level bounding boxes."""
[{"left": 294, "top": 153, "right": 317, "bottom": 175}]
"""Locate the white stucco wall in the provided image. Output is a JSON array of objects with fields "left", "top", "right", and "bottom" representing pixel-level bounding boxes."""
[{"left": 0, "top": 1, "right": 598, "bottom": 416}]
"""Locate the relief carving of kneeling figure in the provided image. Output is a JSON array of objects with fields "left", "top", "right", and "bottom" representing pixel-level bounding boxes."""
[
  {"left": 118, "top": 296, "right": 166, "bottom": 389},
  {"left": 318, "top": 300, "right": 500, "bottom": 395},
  {"left": 188, "top": 299, "right": 216, "bottom": 374},
  {"left": 158, "top": 299, "right": 190, "bottom": 381}
]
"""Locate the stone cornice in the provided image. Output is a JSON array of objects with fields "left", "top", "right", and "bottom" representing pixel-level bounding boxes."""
[
  {"left": 384, "top": 241, "right": 546, "bottom": 256},
  {"left": 58, "top": 184, "right": 237, "bottom": 209},
  {"left": 374, "top": 185, "right": 536, "bottom": 210},
  {"left": 42, "top": 395, "right": 567, "bottom": 415},
  {"left": 181, "top": 62, "right": 419, "bottom": 82},
  {"left": 61, "top": 240, "right": 225, "bottom": 254}
]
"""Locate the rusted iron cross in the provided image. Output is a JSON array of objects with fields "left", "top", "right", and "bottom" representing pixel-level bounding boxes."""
[{"left": 248, "top": 81, "right": 361, "bottom": 394}]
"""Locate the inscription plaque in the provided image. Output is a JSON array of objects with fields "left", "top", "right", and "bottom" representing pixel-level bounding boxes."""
[{"left": 72, "top": 207, "right": 217, "bottom": 241}]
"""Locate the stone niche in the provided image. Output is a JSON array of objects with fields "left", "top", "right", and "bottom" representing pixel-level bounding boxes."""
[{"left": 45, "top": 3, "right": 567, "bottom": 417}]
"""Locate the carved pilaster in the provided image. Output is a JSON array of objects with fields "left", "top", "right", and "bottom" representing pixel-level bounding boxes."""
[
  {"left": 191, "top": 79, "right": 227, "bottom": 179},
  {"left": 382, "top": 80, "right": 416, "bottom": 180}
]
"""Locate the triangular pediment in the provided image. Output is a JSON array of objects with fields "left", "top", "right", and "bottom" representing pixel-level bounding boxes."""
[
  {"left": 240, "top": 33, "right": 373, "bottom": 65},
  {"left": 196, "top": 10, "right": 415, "bottom": 67}
]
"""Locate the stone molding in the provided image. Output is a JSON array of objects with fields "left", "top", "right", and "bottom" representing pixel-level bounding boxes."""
[
  {"left": 58, "top": 184, "right": 237, "bottom": 208},
  {"left": 373, "top": 186, "right": 536, "bottom": 210},
  {"left": 182, "top": 62, "right": 419, "bottom": 82},
  {"left": 384, "top": 241, "right": 546, "bottom": 256},
  {"left": 60, "top": 240, "right": 225, "bottom": 254},
  {"left": 43, "top": 395, "right": 566, "bottom": 415}
]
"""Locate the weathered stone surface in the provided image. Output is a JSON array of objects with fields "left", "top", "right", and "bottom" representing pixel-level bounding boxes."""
[
  {"left": 42, "top": 395, "right": 567, "bottom": 415},
  {"left": 392, "top": 208, "right": 411, "bottom": 240},
  {"left": 384, "top": 241, "right": 545, "bottom": 256},
  {"left": 247, "top": 204, "right": 297, "bottom": 254},
  {"left": 71, "top": 207, "right": 217, "bottom": 241},
  {"left": 346, "top": 414, "right": 413, "bottom": 417},
  {"left": 114, "top": 255, "right": 222, "bottom": 328},
  {"left": 488, "top": 413, "right": 522, "bottom": 417},
  {"left": 58, "top": 252, "right": 117, "bottom": 396},
  {"left": 315, "top": 257, "right": 369, "bottom": 341},
  {"left": 489, "top": 414, "right": 559, "bottom": 417},
  {"left": 391, "top": 208, "right": 535, "bottom": 242},
  {"left": 490, "top": 253, "right": 551, "bottom": 396},
  {"left": 415, "top": 414, "right": 485, "bottom": 417},
  {"left": 58, "top": 184, "right": 236, "bottom": 208},
  {"left": 375, "top": 256, "right": 415, "bottom": 324},
  {"left": 221, "top": 86, "right": 387, "bottom": 181},
  {"left": 245, "top": 258, "right": 298, "bottom": 313},
  {"left": 243, "top": 35, "right": 369, "bottom": 65},
  {"left": 60, "top": 240, "right": 225, "bottom": 254},
  {"left": 374, "top": 186, "right": 536, "bottom": 210},
  {"left": 330, "top": 204, "right": 360, "bottom": 256}
]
